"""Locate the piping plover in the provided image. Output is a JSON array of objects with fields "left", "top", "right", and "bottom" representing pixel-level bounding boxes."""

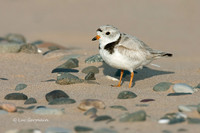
[{"left": 92, "top": 25, "right": 172, "bottom": 88}]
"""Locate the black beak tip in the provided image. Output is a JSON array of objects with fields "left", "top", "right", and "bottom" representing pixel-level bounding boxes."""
[{"left": 92, "top": 37, "right": 97, "bottom": 41}]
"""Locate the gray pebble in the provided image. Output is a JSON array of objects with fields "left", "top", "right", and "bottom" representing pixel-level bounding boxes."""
[
  {"left": 74, "top": 126, "right": 93, "bottom": 132},
  {"left": 153, "top": 82, "right": 173, "bottom": 92},
  {"left": 178, "top": 105, "right": 192, "bottom": 112},
  {"left": 196, "top": 83, "right": 200, "bottom": 89},
  {"left": 117, "top": 91, "right": 137, "bottom": 99},
  {"left": 60, "top": 54, "right": 81, "bottom": 61},
  {"left": 82, "top": 66, "right": 99, "bottom": 74},
  {"left": 5, "top": 129, "right": 42, "bottom": 133},
  {"left": 33, "top": 108, "right": 65, "bottom": 115},
  {"left": 173, "top": 83, "right": 194, "bottom": 93},
  {"left": 45, "top": 127, "right": 71, "bottom": 133},
  {"left": 0, "top": 110, "right": 8, "bottom": 114},
  {"left": 167, "top": 93, "right": 192, "bottom": 96},
  {"left": 187, "top": 118, "right": 200, "bottom": 124},
  {"left": 119, "top": 110, "right": 146, "bottom": 122},
  {"left": 197, "top": 104, "right": 200, "bottom": 113},
  {"left": 56, "top": 73, "right": 83, "bottom": 85},
  {"left": 84, "top": 107, "right": 97, "bottom": 118},
  {"left": 24, "top": 97, "right": 37, "bottom": 104},
  {"left": 93, "top": 128, "right": 118, "bottom": 133},
  {"left": 48, "top": 98, "right": 76, "bottom": 105},
  {"left": 0, "top": 42, "right": 24, "bottom": 53},
  {"left": 5, "top": 33, "right": 26, "bottom": 44},
  {"left": 19, "top": 43, "right": 38, "bottom": 54},
  {"left": 162, "top": 130, "right": 172, "bottom": 133},
  {"left": 110, "top": 105, "right": 127, "bottom": 111},
  {"left": 94, "top": 115, "right": 112, "bottom": 122},
  {"left": 159, "top": 112, "right": 186, "bottom": 124},
  {"left": 85, "top": 72, "right": 96, "bottom": 80},
  {"left": 78, "top": 99, "right": 106, "bottom": 111},
  {"left": 85, "top": 54, "right": 103, "bottom": 63},
  {"left": 15, "top": 83, "right": 27, "bottom": 91},
  {"left": 57, "top": 58, "right": 79, "bottom": 69},
  {"left": 4, "top": 93, "right": 28, "bottom": 100},
  {"left": 45, "top": 90, "right": 69, "bottom": 102},
  {"left": 31, "top": 40, "right": 44, "bottom": 45}
]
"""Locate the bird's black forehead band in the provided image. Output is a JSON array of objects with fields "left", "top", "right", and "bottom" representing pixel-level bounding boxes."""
[{"left": 96, "top": 28, "right": 102, "bottom": 32}]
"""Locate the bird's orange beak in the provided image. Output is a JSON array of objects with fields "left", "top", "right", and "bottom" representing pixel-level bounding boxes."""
[{"left": 92, "top": 35, "right": 100, "bottom": 41}]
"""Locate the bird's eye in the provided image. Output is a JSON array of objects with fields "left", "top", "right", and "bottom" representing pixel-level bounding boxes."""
[{"left": 106, "top": 32, "right": 110, "bottom": 35}]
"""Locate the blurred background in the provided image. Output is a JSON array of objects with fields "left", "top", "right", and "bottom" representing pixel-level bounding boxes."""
[{"left": 0, "top": 0, "right": 199, "bottom": 58}]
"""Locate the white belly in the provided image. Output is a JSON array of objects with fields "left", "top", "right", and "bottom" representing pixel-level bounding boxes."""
[{"left": 99, "top": 49, "right": 142, "bottom": 72}]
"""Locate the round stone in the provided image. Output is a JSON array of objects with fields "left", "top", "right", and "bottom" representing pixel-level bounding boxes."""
[
  {"left": 85, "top": 72, "right": 96, "bottom": 80},
  {"left": 48, "top": 98, "right": 76, "bottom": 105},
  {"left": 173, "top": 83, "right": 194, "bottom": 93},
  {"left": 119, "top": 110, "right": 146, "bottom": 122},
  {"left": 94, "top": 115, "right": 112, "bottom": 122},
  {"left": 82, "top": 66, "right": 99, "bottom": 74},
  {"left": 19, "top": 43, "right": 38, "bottom": 54},
  {"left": 0, "top": 103, "right": 17, "bottom": 112},
  {"left": 93, "top": 128, "right": 118, "bottom": 133},
  {"left": 24, "top": 97, "right": 37, "bottom": 104},
  {"left": 153, "top": 82, "right": 173, "bottom": 92},
  {"left": 85, "top": 54, "right": 103, "bottom": 63},
  {"left": 5, "top": 33, "right": 26, "bottom": 44},
  {"left": 109, "top": 105, "right": 127, "bottom": 111},
  {"left": 117, "top": 91, "right": 137, "bottom": 99},
  {"left": 0, "top": 42, "right": 24, "bottom": 53},
  {"left": 74, "top": 126, "right": 93, "bottom": 132},
  {"left": 45, "top": 90, "right": 69, "bottom": 102},
  {"left": 57, "top": 58, "right": 79, "bottom": 69},
  {"left": 15, "top": 83, "right": 27, "bottom": 91},
  {"left": 78, "top": 99, "right": 106, "bottom": 111},
  {"left": 4, "top": 93, "right": 28, "bottom": 100},
  {"left": 56, "top": 73, "right": 83, "bottom": 85}
]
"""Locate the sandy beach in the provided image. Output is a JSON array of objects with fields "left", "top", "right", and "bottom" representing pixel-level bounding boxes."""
[{"left": 0, "top": 0, "right": 200, "bottom": 133}]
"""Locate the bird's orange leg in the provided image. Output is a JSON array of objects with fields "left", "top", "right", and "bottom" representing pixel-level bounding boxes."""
[
  {"left": 112, "top": 69, "right": 124, "bottom": 87},
  {"left": 129, "top": 72, "right": 134, "bottom": 88}
]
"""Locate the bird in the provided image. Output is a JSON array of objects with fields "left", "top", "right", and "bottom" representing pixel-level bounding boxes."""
[{"left": 92, "top": 25, "right": 172, "bottom": 88}]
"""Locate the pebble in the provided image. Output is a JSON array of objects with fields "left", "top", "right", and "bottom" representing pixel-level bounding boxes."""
[
  {"left": 45, "top": 127, "right": 71, "bottom": 133},
  {"left": 57, "top": 58, "right": 79, "bottom": 69},
  {"left": 109, "top": 105, "right": 127, "bottom": 111},
  {"left": 78, "top": 99, "right": 106, "bottom": 111},
  {"left": 82, "top": 66, "right": 99, "bottom": 74},
  {"left": 85, "top": 54, "right": 103, "bottom": 63},
  {"left": 43, "top": 50, "right": 68, "bottom": 59},
  {"left": 19, "top": 43, "right": 38, "bottom": 54},
  {"left": 197, "top": 104, "right": 200, "bottom": 113},
  {"left": 31, "top": 40, "right": 44, "bottom": 45},
  {"left": 140, "top": 99, "right": 155, "bottom": 102},
  {"left": 85, "top": 72, "right": 96, "bottom": 80},
  {"left": 24, "top": 97, "right": 37, "bottom": 104},
  {"left": 195, "top": 83, "right": 200, "bottom": 89},
  {"left": 45, "top": 90, "right": 69, "bottom": 102},
  {"left": 159, "top": 112, "right": 186, "bottom": 124},
  {"left": 33, "top": 108, "right": 65, "bottom": 115},
  {"left": 178, "top": 105, "right": 192, "bottom": 112},
  {"left": 84, "top": 107, "right": 97, "bottom": 118},
  {"left": 5, "top": 129, "right": 42, "bottom": 133},
  {"left": 117, "top": 91, "right": 137, "bottom": 99},
  {"left": 4, "top": 93, "right": 28, "bottom": 100},
  {"left": 56, "top": 73, "right": 83, "bottom": 85},
  {"left": 48, "top": 98, "right": 76, "bottom": 105},
  {"left": 60, "top": 54, "right": 81, "bottom": 61},
  {"left": 135, "top": 104, "right": 149, "bottom": 107},
  {"left": 173, "top": 83, "right": 194, "bottom": 93},
  {"left": 0, "top": 110, "right": 8, "bottom": 114},
  {"left": 0, "top": 103, "right": 17, "bottom": 112},
  {"left": 0, "top": 42, "right": 24, "bottom": 53},
  {"left": 0, "top": 77, "right": 8, "bottom": 80},
  {"left": 94, "top": 115, "right": 112, "bottom": 122},
  {"left": 48, "top": 46, "right": 60, "bottom": 51},
  {"left": 74, "top": 126, "right": 93, "bottom": 132},
  {"left": 187, "top": 118, "right": 200, "bottom": 124},
  {"left": 93, "top": 128, "right": 118, "bottom": 133},
  {"left": 167, "top": 93, "right": 192, "bottom": 96},
  {"left": 162, "top": 130, "right": 172, "bottom": 133},
  {"left": 5, "top": 33, "right": 26, "bottom": 44},
  {"left": 153, "top": 82, "right": 173, "bottom": 92},
  {"left": 15, "top": 83, "right": 27, "bottom": 91},
  {"left": 119, "top": 110, "right": 146, "bottom": 122},
  {"left": 17, "top": 105, "right": 36, "bottom": 110}
]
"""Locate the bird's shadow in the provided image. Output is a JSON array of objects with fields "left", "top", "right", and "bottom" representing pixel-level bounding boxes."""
[{"left": 99, "top": 62, "right": 174, "bottom": 85}]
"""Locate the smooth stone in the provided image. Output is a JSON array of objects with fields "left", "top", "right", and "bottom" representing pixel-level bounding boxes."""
[
  {"left": 0, "top": 42, "right": 23, "bottom": 53},
  {"left": 60, "top": 54, "right": 81, "bottom": 61},
  {"left": 57, "top": 58, "right": 79, "bottom": 69},
  {"left": 85, "top": 54, "right": 103, "bottom": 63},
  {"left": 0, "top": 78, "right": 8, "bottom": 80},
  {"left": 15, "top": 83, "right": 27, "bottom": 91},
  {"left": 109, "top": 105, "right": 127, "bottom": 111},
  {"left": 173, "top": 83, "right": 194, "bottom": 93},
  {"left": 93, "top": 128, "right": 118, "bottom": 133},
  {"left": 5, "top": 129, "right": 42, "bottom": 133},
  {"left": 45, "top": 127, "right": 71, "bottom": 133},
  {"left": 135, "top": 104, "right": 149, "bottom": 107},
  {"left": 45, "top": 90, "right": 69, "bottom": 102},
  {"left": 167, "top": 93, "right": 192, "bottom": 96},
  {"left": 82, "top": 66, "right": 99, "bottom": 74},
  {"left": 48, "top": 46, "right": 60, "bottom": 51},
  {"left": 162, "top": 130, "right": 172, "bottom": 133},
  {"left": 195, "top": 83, "right": 200, "bottom": 89},
  {"left": 197, "top": 104, "right": 200, "bottom": 113},
  {"left": 31, "top": 40, "right": 44, "bottom": 45},
  {"left": 19, "top": 43, "right": 38, "bottom": 54},
  {"left": 0, "top": 103, "right": 17, "bottom": 112},
  {"left": 177, "top": 128, "right": 188, "bottom": 132},
  {"left": 153, "top": 82, "right": 173, "bottom": 92},
  {"left": 94, "top": 115, "right": 112, "bottom": 122},
  {"left": 178, "top": 105, "right": 192, "bottom": 112},
  {"left": 85, "top": 72, "right": 96, "bottom": 80},
  {"left": 43, "top": 50, "right": 68, "bottom": 59},
  {"left": 119, "top": 110, "right": 146, "bottom": 122},
  {"left": 56, "top": 73, "right": 83, "bottom": 85},
  {"left": 84, "top": 107, "right": 97, "bottom": 117},
  {"left": 159, "top": 112, "right": 186, "bottom": 124},
  {"left": 17, "top": 105, "right": 36, "bottom": 110},
  {"left": 74, "top": 126, "right": 93, "bottom": 132},
  {"left": 36, "top": 106, "right": 46, "bottom": 109},
  {"left": 0, "top": 110, "right": 8, "bottom": 114},
  {"left": 48, "top": 98, "right": 76, "bottom": 105},
  {"left": 187, "top": 118, "right": 200, "bottom": 124},
  {"left": 24, "top": 97, "right": 37, "bottom": 104},
  {"left": 117, "top": 91, "right": 137, "bottom": 99},
  {"left": 78, "top": 99, "right": 106, "bottom": 111},
  {"left": 33, "top": 108, "right": 65, "bottom": 115},
  {"left": 4, "top": 93, "right": 28, "bottom": 100},
  {"left": 5, "top": 33, "right": 26, "bottom": 44},
  {"left": 140, "top": 99, "right": 155, "bottom": 102}
]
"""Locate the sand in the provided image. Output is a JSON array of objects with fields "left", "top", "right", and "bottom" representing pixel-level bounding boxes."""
[{"left": 0, "top": 0, "right": 200, "bottom": 133}]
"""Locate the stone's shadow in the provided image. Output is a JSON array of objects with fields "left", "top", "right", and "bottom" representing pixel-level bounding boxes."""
[
  {"left": 41, "top": 79, "right": 56, "bottom": 82},
  {"left": 51, "top": 68, "right": 79, "bottom": 73},
  {"left": 99, "top": 62, "right": 174, "bottom": 83},
  {"left": 0, "top": 78, "right": 8, "bottom": 80}
]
